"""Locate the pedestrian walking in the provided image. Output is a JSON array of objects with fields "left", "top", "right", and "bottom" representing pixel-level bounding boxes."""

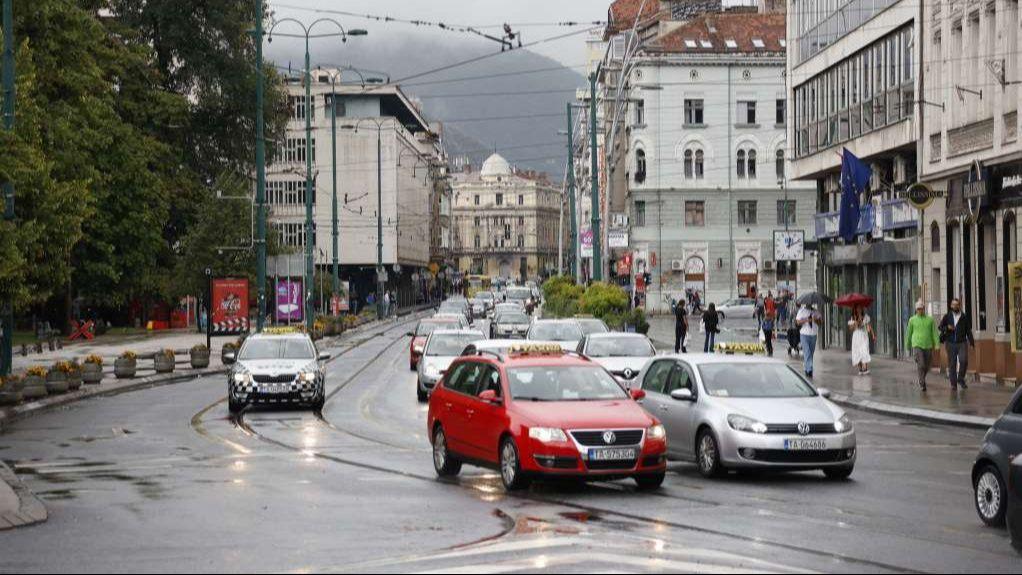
[
  {"left": 906, "top": 300, "right": 940, "bottom": 392},
  {"left": 755, "top": 295, "right": 766, "bottom": 327},
  {"left": 848, "top": 306, "right": 874, "bottom": 375},
  {"left": 702, "top": 304, "right": 720, "bottom": 353},
  {"left": 939, "top": 298, "right": 975, "bottom": 390},
  {"left": 762, "top": 310, "right": 776, "bottom": 357},
  {"left": 674, "top": 299, "right": 689, "bottom": 353},
  {"left": 796, "top": 304, "right": 822, "bottom": 377},
  {"left": 765, "top": 291, "right": 776, "bottom": 318}
]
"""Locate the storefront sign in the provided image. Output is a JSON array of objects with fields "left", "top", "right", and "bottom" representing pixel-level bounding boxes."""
[
  {"left": 212, "top": 278, "right": 250, "bottom": 334},
  {"left": 990, "top": 162, "right": 1022, "bottom": 208},
  {"left": 275, "top": 277, "right": 304, "bottom": 323},
  {"left": 608, "top": 230, "right": 629, "bottom": 248},
  {"left": 1009, "top": 262, "right": 1022, "bottom": 353},
  {"left": 902, "top": 183, "right": 941, "bottom": 211}
]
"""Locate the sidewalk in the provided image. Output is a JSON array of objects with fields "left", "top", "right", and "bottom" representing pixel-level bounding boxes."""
[{"left": 647, "top": 317, "right": 1015, "bottom": 428}]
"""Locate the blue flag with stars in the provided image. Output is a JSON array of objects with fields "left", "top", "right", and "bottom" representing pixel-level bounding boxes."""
[{"left": 839, "top": 148, "right": 871, "bottom": 243}]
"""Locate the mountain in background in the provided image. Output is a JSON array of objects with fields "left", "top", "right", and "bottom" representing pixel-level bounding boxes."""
[{"left": 267, "top": 32, "right": 585, "bottom": 175}]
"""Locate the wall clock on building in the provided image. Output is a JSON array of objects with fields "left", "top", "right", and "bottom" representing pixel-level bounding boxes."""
[
  {"left": 690, "top": 69, "right": 699, "bottom": 80},
  {"left": 773, "top": 230, "right": 805, "bottom": 262},
  {"left": 742, "top": 69, "right": 752, "bottom": 80}
]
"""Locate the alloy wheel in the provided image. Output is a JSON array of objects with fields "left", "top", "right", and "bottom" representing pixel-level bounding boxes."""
[
  {"left": 976, "top": 471, "right": 1002, "bottom": 521},
  {"left": 501, "top": 441, "right": 517, "bottom": 486},
  {"left": 699, "top": 434, "right": 717, "bottom": 474},
  {"left": 433, "top": 429, "right": 447, "bottom": 471}
]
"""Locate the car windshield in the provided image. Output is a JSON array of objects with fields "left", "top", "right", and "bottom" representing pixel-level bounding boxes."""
[
  {"left": 497, "top": 313, "right": 530, "bottom": 324},
  {"left": 586, "top": 337, "right": 654, "bottom": 358},
  {"left": 438, "top": 304, "right": 464, "bottom": 314},
  {"left": 426, "top": 334, "right": 483, "bottom": 356},
  {"left": 239, "top": 338, "right": 315, "bottom": 360},
  {"left": 416, "top": 320, "right": 454, "bottom": 336},
  {"left": 698, "top": 363, "right": 817, "bottom": 398},
  {"left": 508, "top": 366, "right": 629, "bottom": 401},
  {"left": 507, "top": 288, "right": 531, "bottom": 300},
  {"left": 478, "top": 292, "right": 494, "bottom": 301},
  {"left": 576, "top": 319, "right": 609, "bottom": 335},
  {"left": 530, "top": 322, "right": 583, "bottom": 342}
]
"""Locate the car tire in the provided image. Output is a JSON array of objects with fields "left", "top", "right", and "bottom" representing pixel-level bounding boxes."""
[
  {"left": 823, "top": 465, "right": 854, "bottom": 481},
  {"left": 634, "top": 472, "right": 666, "bottom": 491},
  {"left": 432, "top": 426, "right": 462, "bottom": 477},
  {"left": 696, "top": 429, "right": 725, "bottom": 478},
  {"left": 499, "top": 437, "right": 531, "bottom": 491},
  {"left": 417, "top": 385, "right": 428, "bottom": 403},
  {"left": 310, "top": 392, "right": 325, "bottom": 412},
  {"left": 975, "top": 464, "right": 1007, "bottom": 527}
]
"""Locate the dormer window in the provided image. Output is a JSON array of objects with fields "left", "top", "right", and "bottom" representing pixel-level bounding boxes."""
[
  {"left": 700, "top": 40, "right": 713, "bottom": 49},
  {"left": 684, "top": 39, "right": 697, "bottom": 48},
  {"left": 752, "top": 38, "right": 765, "bottom": 49},
  {"left": 725, "top": 39, "right": 738, "bottom": 49}
]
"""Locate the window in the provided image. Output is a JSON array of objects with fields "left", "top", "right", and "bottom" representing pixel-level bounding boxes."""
[
  {"left": 684, "top": 99, "right": 704, "bottom": 124},
  {"left": 738, "top": 201, "right": 757, "bottom": 225},
  {"left": 776, "top": 99, "right": 786, "bottom": 125},
  {"left": 931, "top": 222, "right": 941, "bottom": 252},
  {"left": 684, "top": 150, "right": 694, "bottom": 179},
  {"left": 775, "top": 150, "right": 785, "bottom": 179},
  {"left": 635, "top": 99, "right": 645, "bottom": 125},
  {"left": 777, "top": 200, "right": 796, "bottom": 226},
  {"left": 518, "top": 235, "right": 524, "bottom": 248},
  {"left": 634, "top": 200, "right": 646, "bottom": 227},
  {"left": 685, "top": 201, "right": 705, "bottom": 227},
  {"left": 518, "top": 216, "right": 524, "bottom": 226},
  {"left": 518, "top": 194, "right": 524, "bottom": 206},
  {"left": 325, "top": 94, "right": 345, "bottom": 118},
  {"left": 289, "top": 95, "right": 307, "bottom": 121},
  {"left": 474, "top": 195, "right": 480, "bottom": 206},
  {"left": 737, "top": 100, "right": 757, "bottom": 124},
  {"left": 496, "top": 193, "right": 503, "bottom": 206},
  {"left": 747, "top": 150, "right": 757, "bottom": 178},
  {"left": 695, "top": 150, "right": 704, "bottom": 179},
  {"left": 736, "top": 150, "right": 746, "bottom": 178},
  {"left": 635, "top": 149, "right": 647, "bottom": 184}
]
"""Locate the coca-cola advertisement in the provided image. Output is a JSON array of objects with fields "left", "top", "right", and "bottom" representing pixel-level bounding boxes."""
[
  {"left": 275, "top": 277, "right": 304, "bottom": 323},
  {"left": 211, "top": 278, "right": 250, "bottom": 334}
]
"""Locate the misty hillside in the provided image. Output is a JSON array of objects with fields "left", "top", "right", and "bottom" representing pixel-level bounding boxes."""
[{"left": 266, "top": 33, "right": 584, "bottom": 174}]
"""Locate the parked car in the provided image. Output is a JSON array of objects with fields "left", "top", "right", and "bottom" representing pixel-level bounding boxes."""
[
  {"left": 973, "top": 386, "right": 1022, "bottom": 527},
  {"left": 634, "top": 354, "right": 856, "bottom": 479},
  {"left": 716, "top": 298, "right": 757, "bottom": 319}
]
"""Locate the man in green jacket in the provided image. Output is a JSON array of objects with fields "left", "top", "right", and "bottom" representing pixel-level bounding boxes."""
[{"left": 906, "top": 300, "right": 940, "bottom": 391}]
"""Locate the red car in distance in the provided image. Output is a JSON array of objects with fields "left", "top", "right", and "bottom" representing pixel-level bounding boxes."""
[
  {"left": 427, "top": 344, "right": 668, "bottom": 491},
  {"left": 409, "top": 318, "right": 461, "bottom": 370}
]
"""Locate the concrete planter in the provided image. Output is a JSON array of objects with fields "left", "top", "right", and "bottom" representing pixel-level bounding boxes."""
[
  {"left": 153, "top": 353, "right": 175, "bottom": 374},
  {"left": 189, "top": 349, "right": 210, "bottom": 369},
  {"left": 44, "top": 371, "right": 70, "bottom": 395},
  {"left": 0, "top": 389, "right": 22, "bottom": 406},
  {"left": 114, "top": 357, "right": 137, "bottom": 379},
  {"left": 67, "top": 370, "right": 83, "bottom": 391},
  {"left": 21, "top": 376, "right": 47, "bottom": 400},
  {"left": 82, "top": 363, "right": 103, "bottom": 385}
]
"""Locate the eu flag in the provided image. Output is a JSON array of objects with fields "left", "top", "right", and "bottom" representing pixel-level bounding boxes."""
[{"left": 839, "top": 148, "right": 872, "bottom": 243}]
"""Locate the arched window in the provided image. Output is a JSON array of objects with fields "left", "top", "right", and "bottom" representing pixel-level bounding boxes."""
[
  {"left": 775, "top": 149, "right": 785, "bottom": 179},
  {"left": 635, "top": 149, "right": 647, "bottom": 184},
  {"left": 736, "top": 149, "right": 746, "bottom": 178},
  {"left": 684, "top": 149, "right": 694, "bottom": 179},
  {"left": 695, "top": 150, "right": 705, "bottom": 179},
  {"left": 748, "top": 150, "right": 757, "bottom": 178},
  {"left": 930, "top": 222, "right": 941, "bottom": 253}
]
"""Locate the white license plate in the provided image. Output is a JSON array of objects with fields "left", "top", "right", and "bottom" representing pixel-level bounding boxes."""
[
  {"left": 588, "top": 448, "right": 637, "bottom": 461},
  {"left": 261, "top": 384, "right": 288, "bottom": 394},
  {"left": 784, "top": 438, "right": 826, "bottom": 450}
]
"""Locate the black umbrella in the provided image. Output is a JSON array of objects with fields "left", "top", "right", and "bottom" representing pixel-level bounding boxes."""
[{"left": 796, "top": 291, "right": 833, "bottom": 308}]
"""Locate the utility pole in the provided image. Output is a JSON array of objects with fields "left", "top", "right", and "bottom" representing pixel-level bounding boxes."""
[
  {"left": 2, "top": 0, "right": 15, "bottom": 376},
  {"left": 589, "top": 72, "right": 602, "bottom": 282},
  {"left": 565, "top": 103, "right": 578, "bottom": 280},
  {"left": 303, "top": 37, "right": 315, "bottom": 332},
  {"left": 253, "top": 0, "right": 268, "bottom": 333},
  {"left": 376, "top": 127, "right": 384, "bottom": 319},
  {"left": 330, "top": 77, "right": 339, "bottom": 300}
]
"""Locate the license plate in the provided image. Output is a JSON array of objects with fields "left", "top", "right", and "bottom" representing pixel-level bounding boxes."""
[
  {"left": 261, "top": 384, "right": 288, "bottom": 394},
  {"left": 784, "top": 438, "right": 826, "bottom": 450},
  {"left": 588, "top": 448, "right": 636, "bottom": 461}
]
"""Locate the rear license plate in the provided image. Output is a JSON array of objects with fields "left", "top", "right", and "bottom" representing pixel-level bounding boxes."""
[
  {"left": 784, "top": 438, "right": 826, "bottom": 450},
  {"left": 588, "top": 448, "right": 636, "bottom": 461}
]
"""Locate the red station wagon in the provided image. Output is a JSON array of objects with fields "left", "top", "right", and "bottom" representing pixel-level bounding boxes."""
[{"left": 427, "top": 345, "right": 668, "bottom": 491}]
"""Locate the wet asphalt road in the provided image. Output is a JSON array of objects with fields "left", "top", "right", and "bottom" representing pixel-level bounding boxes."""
[{"left": 0, "top": 317, "right": 1020, "bottom": 573}]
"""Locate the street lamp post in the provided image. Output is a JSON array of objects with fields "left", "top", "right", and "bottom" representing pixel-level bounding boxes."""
[
  {"left": 1, "top": 0, "right": 14, "bottom": 376},
  {"left": 266, "top": 18, "right": 366, "bottom": 332}
]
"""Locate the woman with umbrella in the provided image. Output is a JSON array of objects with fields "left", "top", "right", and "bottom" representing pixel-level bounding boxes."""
[{"left": 838, "top": 294, "right": 875, "bottom": 375}]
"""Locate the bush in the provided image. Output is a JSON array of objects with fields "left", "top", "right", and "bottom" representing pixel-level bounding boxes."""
[
  {"left": 580, "top": 282, "right": 630, "bottom": 319},
  {"left": 120, "top": 350, "right": 137, "bottom": 360},
  {"left": 542, "top": 276, "right": 580, "bottom": 301},
  {"left": 26, "top": 366, "right": 48, "bottom": 377},
  {"left": 84, "top": 354, "right": 104, "bottom": 366}
]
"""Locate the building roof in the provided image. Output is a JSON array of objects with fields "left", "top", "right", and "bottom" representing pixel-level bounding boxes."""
[
  {"left": 606, "top": 0, "right": 664, "bottom": 38},
  {"left": 480, "top": 153, "right": 512, "bottom": 179},
  {"left": 649, "top": 12, "right": 786, "bottom": 54}
]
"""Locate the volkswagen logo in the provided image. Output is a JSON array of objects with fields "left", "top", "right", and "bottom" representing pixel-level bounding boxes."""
[
  {"left": 602, "top": 431, "right": 617, "bottom": 445},
  {"left": 797, "top": 421, "right": 811, "bottom": 436}
]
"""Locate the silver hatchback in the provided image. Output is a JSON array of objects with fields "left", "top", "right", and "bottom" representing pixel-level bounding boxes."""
[{"left": 633, "top": 354, "right": 856, "bottom": 479}]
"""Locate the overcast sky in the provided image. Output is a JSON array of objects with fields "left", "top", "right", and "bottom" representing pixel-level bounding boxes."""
[{"left": 267, "top": 0, "right": 607, "bottom": 67}]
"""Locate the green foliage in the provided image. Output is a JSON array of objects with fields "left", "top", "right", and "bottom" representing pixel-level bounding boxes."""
[{"left": 579, "top": 282, "right": 630, "bottom": 319}]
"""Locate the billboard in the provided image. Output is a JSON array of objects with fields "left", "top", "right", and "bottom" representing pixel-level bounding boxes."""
[
  {"left": 275, "top": 277, "right": 304, "bottom": 323},
  {"left": 211, "top": 278, "right": 250, "bottom": 334},
  {"left": 331, "top": 281, "right": 350, "bottom": 316}
]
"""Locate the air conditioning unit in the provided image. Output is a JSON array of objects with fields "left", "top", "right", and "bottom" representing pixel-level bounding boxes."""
[
  {"left": 671, "top": 259, "right": 685, "bottom": 271},
  {"left": 763, "top": 261, "right": 776, "bottom": 272}
]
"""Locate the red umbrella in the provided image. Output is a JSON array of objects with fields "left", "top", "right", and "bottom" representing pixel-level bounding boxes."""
[{"left": 836, "top": 293, "right": 875, "bottom": 308}]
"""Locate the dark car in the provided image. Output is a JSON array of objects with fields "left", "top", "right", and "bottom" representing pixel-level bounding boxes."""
[
  {"left": 973, "top": 386, "right": 1022, "bottom": 526},
  {"left": 1009, "top": 455, "right": 1022, "bottom": 554}
]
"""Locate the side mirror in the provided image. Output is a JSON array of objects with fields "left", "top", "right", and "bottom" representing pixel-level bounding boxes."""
[
  {"left": 318, "top": 352, "right": 331, "bottom": 361},
  {"left": 478, "top": 389, "right": 502, "bottom": 405},
  {"left": 630, "top": 388, "right": 646, "bottom": 401},
  {"left": 670, "top": 388, "right": 694, "bottom": 401},
  {"left": 406, "top": 331, "right": 415, "bottom": 337},
  {"left": 224, "top": 352, "right": 236, "bottom": 362},
  {"left": 817, "top": 387, "right": 831, "bottom": 399}
]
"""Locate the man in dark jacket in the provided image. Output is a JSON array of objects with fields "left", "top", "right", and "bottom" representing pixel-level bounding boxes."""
[
  {"left": 939, "top": 298, "right": 975, "bottom": 390},
  {"left": 674, "top": 299, "right": 688, "bottom": 353}
]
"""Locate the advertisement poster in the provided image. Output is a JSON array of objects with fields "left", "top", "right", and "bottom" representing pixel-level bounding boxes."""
[
  {"left": 330, "top": 281, "right": 350, "bottom": 316},
  {"left": 580, "top": 228, "right": 593, "bottom": 258},
  {"left": 275, "top": 277, "right": 304, "bottom": 323},
  {"left": 1009, "top": 263, "right": 1022, "bottom": 353},
  {"left": 211, "top": 278, "right": 249, "bottom": 334}
]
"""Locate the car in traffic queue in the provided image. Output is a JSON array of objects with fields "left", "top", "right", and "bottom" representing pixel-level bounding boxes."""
[
  {"left": 462, "top": 339, "right": 561, "bottom": 358},
  {"left": 468, "top": 298, "right": 487, "bottom": 320},
  {"left": 633, "top": 354, "right": 857, "bottom": 479},
  {"left": 416, "top": 328, "right": 487, "bottom": 402},
  {"left": 437, "top": 300, "right": 472, "bottom": 324},
  {"left": 493, "top": 301, "right": 525, "bottom": 317},
  {"left": 526, "top": 319, "right": 584, "bottom": 352},
  {"left": 490, "top": 310, "right": 532, "bottom": 339},
  {"left": 226, "top": 328, "right": 330, "bottom": 414},
  {"left": 427, "top": 344, "right": 668, "bottom": 491},
  {"left": 578, "top": 332, "right": 656, "bottom": 387},
  {"left": 408, "top": 317, "right": 462, "bottom": 371},
  {"left": 506, "top": 286, "right": 535, "bottom": 314},
  {"left": 476, "top": 291, "right": 497, "bottom": 315},
  {"left": 575, "top": 316, "right": 610, "bottom": 336},
  {"left": 972, "top": 386, "right": 1022, "bottom": 527}
]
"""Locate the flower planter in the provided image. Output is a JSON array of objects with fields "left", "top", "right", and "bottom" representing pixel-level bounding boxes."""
[
  {"left": 114, "top": 357, "right": 137, "bottom": 379},
  {"left": 45, "top": 371, "right": 70, "bottom": 395},
  {"left": 0, "top": 389, "right": 22, "bottom": 406},
  {"left": 21, "top": 376, "right": 47, "bottom": 400},
  {"left": 189, "top": 349, "right": 210, "bottom": 369},
  {"left": 153, "top": 353, "right": 176, "bottom": 374},
  {"left": 82, "top": 363, "right": 103, "bottom": 385},
  {"left": 67, "top": 370, "right": 83, "bottom": 391},
  {"left": 221, "top": 348, "right": 237, "bottom": 366}
]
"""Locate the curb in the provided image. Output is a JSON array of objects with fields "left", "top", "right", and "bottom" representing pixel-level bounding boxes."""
[
  {"left": 0, "top": 460, "right": 48, "bottom": 531},
  {"left": 828, "top": 392, "right": 996, "bottom": 430}
]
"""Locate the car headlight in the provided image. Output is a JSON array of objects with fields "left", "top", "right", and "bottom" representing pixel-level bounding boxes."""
[
  {"left": 299, "top": 371, "right": 316, "bottom": 383},
  {"left": 727, "top": 414, "right": 768, "bottom": 434},
  {"left": 647, "top": 424, "right": 666, "bottom": 440},
  {"left": 528, "top": 427, "right": 568, "bottom": 443},
  {"left": 233, "top": 372, "right": 251, "bottom": 384},
  {"left": 834, "top": 414, "right": 853, "bottom": 433}
]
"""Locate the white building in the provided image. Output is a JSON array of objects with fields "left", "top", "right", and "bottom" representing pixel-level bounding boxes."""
[
  {"left": 624, "top": 10, "right": 816, "bottom": 311},
  {"left": 266, "top": 70, "right": 446, "bottom": 306}
]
